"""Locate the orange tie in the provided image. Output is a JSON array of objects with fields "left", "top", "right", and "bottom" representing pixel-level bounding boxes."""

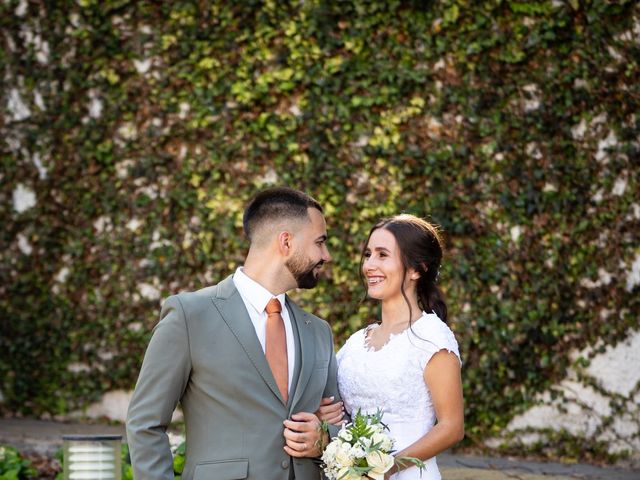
[{"left": 265, "top": 298, "right": 288, "bottom": 402}]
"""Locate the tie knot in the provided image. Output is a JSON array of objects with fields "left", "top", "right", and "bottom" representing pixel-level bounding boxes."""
[{"left": 266, "top": 298, "right": 282, "bottom": 315}]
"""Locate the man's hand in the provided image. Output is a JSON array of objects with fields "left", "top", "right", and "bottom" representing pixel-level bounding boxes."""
[
  {"left": 283, "top": 412, "right": 328, "bottom": 457},
  {"left": 315, "top": 396, "right": 344, "bottom": 426}
]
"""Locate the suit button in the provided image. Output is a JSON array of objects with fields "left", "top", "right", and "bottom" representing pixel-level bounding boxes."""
[{"left": 281, "top": 459, "right": 289, "bottom": 469}]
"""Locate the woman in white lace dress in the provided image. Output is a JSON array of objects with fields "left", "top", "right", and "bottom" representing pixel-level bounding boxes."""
[{"left": 317, "top": 214, "right": 464, "bottom": 480}]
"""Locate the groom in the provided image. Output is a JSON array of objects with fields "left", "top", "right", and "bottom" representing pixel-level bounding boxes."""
[{"left": 126, "top": 187, "right": 341, "bottom": 480}]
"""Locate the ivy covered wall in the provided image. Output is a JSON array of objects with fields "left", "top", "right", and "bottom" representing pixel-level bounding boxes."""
[{"left": 1, "top": 0, "right": 638, "bottom": 461}]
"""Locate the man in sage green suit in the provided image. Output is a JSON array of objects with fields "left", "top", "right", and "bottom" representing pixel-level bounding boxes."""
[{"left": 126, "top": 188, "right": 342, "bottom": 480}]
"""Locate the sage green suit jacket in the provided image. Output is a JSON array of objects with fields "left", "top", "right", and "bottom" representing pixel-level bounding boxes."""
[{"left": 126, "top": 275, "right": 340, "bottom": 480}]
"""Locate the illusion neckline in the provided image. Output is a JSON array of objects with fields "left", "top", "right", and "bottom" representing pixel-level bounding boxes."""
[{"left": 362, "top": 312, "right": 430, "bottom": 353}]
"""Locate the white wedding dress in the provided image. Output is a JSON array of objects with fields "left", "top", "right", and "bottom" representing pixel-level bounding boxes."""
[{"left": 336, "top": 312, "right": 460, "bottom": 480}]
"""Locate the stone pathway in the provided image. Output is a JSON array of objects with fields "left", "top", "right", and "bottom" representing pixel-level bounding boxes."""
[
  {"left": 438, "top": 453, "right": 638, "bottom": 480},
  {"left": 0, "top": 419, "right": 637, "bottom": 480}
]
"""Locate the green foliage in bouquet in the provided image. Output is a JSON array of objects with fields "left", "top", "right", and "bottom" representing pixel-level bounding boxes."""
[{"left": 349, "top": 410, "right": 386, "bottom": 444}]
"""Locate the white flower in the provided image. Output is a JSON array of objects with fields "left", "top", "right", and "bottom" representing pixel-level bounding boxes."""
[
  {"left": 334, "top": 441, "right": 354, "bottom": 467},
  {"left": 321, "top": 439, "right": 339, "bottom": 464},
  {"left": 371, "top": 431, "right": 394, "bottom": 451},
  {"left": 338, "top": 427, "right": 353, "bottom": 442},
  {"left": 366, "top": 451, "right": 395, "bottom": 475},
  {"left": 349, "top": 443, "right": 366, "bottom": 459},
  {"left": 358, "top": 436, "right": 372, "bottom": 448},
  {"left": 369, "top": 422, "right": 384, "bottom": 433}
]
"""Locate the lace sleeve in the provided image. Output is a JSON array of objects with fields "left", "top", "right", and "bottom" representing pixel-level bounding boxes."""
[{"left": 411, "top": 314, "right": 461, "bottom": 370}]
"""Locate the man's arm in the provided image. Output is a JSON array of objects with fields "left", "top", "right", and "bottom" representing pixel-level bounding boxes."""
[
  {"left": 322, "top": 326, "right": 345, "bottom": 439},
  {"left": 126, "top": 296, "right": 191, "bottom": 480},
  {"left": 322, "top": 324, "right": 340, "bottom": 402}
]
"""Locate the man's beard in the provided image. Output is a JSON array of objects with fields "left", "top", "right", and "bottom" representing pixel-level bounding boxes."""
[{"left": 285, "top": 252, "right": 323, "bottom": 289}]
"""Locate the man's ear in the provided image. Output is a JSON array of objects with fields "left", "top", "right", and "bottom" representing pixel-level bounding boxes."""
[{"left": 278, "top": 231, "right": 293, "bottom": 256}]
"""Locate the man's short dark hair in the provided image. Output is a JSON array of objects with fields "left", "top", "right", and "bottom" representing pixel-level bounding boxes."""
[{"left": 243, "top": 187, "right": 323, "bottom": 242}]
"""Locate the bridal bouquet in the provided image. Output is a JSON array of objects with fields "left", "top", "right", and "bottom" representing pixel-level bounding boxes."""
[{"left": 321, "top": 410, "right": 423, "bottom": 480}]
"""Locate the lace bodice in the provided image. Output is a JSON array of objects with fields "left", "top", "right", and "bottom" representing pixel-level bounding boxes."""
[{"left": 336, "top": 312, "right": 460, "bottom": 480}]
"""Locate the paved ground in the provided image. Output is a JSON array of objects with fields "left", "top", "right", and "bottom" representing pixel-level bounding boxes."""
[
  {"left": 438, "top": 453, "right": 639, "bottom": 480},
  {"left": 1, "top": 418, "right": 638, "bottom": 480}
]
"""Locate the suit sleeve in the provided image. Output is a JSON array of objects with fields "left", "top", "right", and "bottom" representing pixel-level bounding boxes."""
[
  {"left": 126, "top": 295, "right": 192, "bottom": 480},
  {"left": 321, "top": 322, "right": 345, "bottom": 439}
]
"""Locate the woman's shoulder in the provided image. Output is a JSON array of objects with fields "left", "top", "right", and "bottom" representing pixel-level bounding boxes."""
[
  {"left": 337, "top": 325, "right": 369, "bottom": 359},
  {"left": 410, "top": 312, "right": 460, "bottom": 358}
]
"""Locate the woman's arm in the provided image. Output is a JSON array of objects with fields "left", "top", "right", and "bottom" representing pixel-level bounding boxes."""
[
  {"left": 386, "top": 349, "right": 464, "bottom": 478},
  {"left": 315, "top": 396, "right": 345, "bottom": 426}
]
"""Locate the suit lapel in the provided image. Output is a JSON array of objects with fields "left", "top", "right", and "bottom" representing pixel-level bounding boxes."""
[
  {"left": 211, "top": 276, "right": 285, "bottom": 404},
  {"left": 287, "top": 297, "right": 316, "bottom": 411}
]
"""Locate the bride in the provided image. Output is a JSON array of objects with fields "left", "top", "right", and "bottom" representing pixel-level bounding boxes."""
[{"left": 318, "top": 214, "right": 464, "bottom": 480}]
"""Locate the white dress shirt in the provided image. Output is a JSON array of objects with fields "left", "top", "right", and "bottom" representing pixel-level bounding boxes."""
[{"left": 233, "top": 267, "right": 296, "bottom": 394}]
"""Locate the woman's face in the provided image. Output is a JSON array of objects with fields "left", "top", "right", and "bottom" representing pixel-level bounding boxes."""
[{"left": 362, "top": 228, "right": 417, "bottom": 301}]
